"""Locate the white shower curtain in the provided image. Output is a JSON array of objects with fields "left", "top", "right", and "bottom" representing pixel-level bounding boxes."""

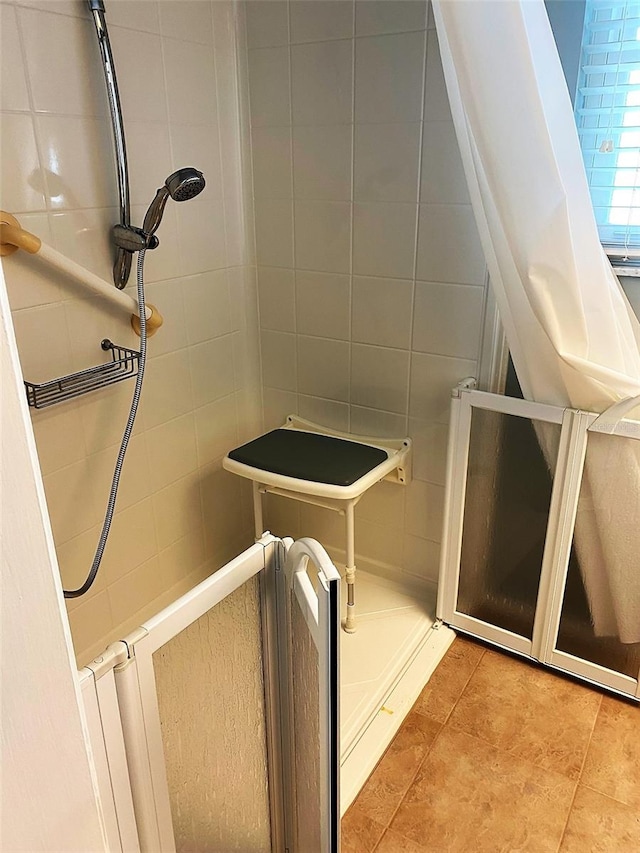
[{"left": 432, "top": 0, "right": 640, "bottom": 642}]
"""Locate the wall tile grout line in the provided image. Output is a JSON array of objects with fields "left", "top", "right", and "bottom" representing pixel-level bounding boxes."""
[
  {"left": 348, "top": 0, "right": 357, "bottom": 435},
  {"left": 284, "top": 1, "right": 300, "bottom": 434},
  {"left": 405, "top": 20, "right": 430, "bottom": 433}
]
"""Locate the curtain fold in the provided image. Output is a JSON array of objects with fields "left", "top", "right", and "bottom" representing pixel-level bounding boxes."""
[{"left": 432, "top": 0, "right": 640, "bottom": 642}]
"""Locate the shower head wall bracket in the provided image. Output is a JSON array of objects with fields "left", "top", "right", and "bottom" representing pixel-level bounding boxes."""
[{"left": 113, "top": 225, "right": 159, "bottom": 253}]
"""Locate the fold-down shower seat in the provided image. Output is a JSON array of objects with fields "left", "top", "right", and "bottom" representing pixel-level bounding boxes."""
[{"left": 223, "top": 416, "right": 411, "bottom": 631}]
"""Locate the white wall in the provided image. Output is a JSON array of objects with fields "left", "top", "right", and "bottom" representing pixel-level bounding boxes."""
[
  {"left": 1, "top": 269, "right": 105, "bottom": 852},
  {"left": 0, "top": 0, "right": 261, "bottom": 664},
  {"left": 244, "top": 0, "right": 488, "bottom": 588},
  {"left": 0, "top": 0, "right": 493, "bottom": 662}
]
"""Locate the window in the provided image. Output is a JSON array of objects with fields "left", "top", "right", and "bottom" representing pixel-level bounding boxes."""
[{"left": 574, "top": 0, "right": 640, "bottom": 263}]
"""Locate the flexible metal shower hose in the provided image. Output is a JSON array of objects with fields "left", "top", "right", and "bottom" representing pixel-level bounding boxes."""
[{"left": 64, "top": 249, "right": 148, "bottom": 598}]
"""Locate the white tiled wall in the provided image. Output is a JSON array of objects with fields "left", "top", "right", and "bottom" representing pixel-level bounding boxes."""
[
  {"left": 0, "top": 0, "right": 261, "bottom": 664},
  {"left": 245, "top": 0, "right": 488, "bottom": 588},
  {"left": 2, "top": 0, "right": 495, "bottom": 662}
]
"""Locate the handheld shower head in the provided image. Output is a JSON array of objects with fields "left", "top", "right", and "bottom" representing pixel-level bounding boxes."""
[
  {"left": 166, "top": 168, "right": 206, "bottom": 201},
  {"left": 142, "top": 168, "right": 205, "bottom": 238}
]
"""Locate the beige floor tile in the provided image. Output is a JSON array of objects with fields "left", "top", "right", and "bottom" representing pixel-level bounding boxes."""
[
  {"left": 580, "top": 696, "right": 640, "bottom": 808},
  {"left": 341, "top": 805, "right": 386, "bottom": 853},
  {"left": 447, "top": 649, "right": 602, "bottom": 779},
  {"left": 354, "top": 710, "right": 442, "bottom": 827},
  {"left": 412, "top": 636, "right": 484, "bottom": 723},
  {"left": 559, "top": 786, "right": 640, "bottom": 852},
  {"left": 346, "top": 633, "right": 638, "bottom": 853},
  {"left": 388, "top": 726, "right": 575, "bottom": 852}
]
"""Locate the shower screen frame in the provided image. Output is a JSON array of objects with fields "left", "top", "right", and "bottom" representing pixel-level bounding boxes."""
[
  {"left": 82, "top": 533, "right": 341, "bottom": 852},
  {"left": 79, "top": 661, "right": 140, "bottom": 852},
  {"left": 438, "top": 385, "right": 640, "bottom": 701}
]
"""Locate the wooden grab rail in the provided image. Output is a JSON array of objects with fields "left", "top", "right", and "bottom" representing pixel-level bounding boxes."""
[{"left": 1, "top": 210, "right": 163, "bottom": 337}]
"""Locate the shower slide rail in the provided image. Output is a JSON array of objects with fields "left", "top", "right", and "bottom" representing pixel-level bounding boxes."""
[
  {"left": 87, "top": 0, "right": 133, "bottom": 289},
  {"left": 438, "top": 383, "right": 640, "bottom": 701},
  {"left": 0, "top": 211, "right": 163, "bottom": 335}
]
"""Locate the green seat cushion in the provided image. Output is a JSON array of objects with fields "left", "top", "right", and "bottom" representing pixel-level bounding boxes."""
[{"left": 228, "top": 429, "right": 388, "bottom": 487}]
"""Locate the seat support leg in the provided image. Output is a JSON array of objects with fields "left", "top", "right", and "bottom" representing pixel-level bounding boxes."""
[
  {"left": 253, "top": 481, "right": 264, "bottom": 540},
  {"left": 344, "top": 501, "right": 357, "bottom": 633}
]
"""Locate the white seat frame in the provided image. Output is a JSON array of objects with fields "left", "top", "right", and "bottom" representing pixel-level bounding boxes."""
[{"left": 223, "top": 416, "right": 412, "bottom": 632}]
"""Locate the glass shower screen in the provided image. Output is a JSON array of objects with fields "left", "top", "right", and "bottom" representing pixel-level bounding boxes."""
[
  {"left": 439, "top": 387, "right": 640, "bottom": 700},
  {"left": 111, "top": 535, "right": 342, "bottom": 852},
  {"left": 457, "top": 406, "right": 562, "bottom": 641},
  {"left": 152, "top": 576, "right": 271, "bottom": 852},
  {"left": 556, "top": 431, "right": 640, "bottom": 680}
]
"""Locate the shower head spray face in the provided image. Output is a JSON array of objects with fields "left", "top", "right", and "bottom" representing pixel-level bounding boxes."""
[
  {"left": 166, "top": 168, "right": 206, "bottom": 202},
  {"left": 142, "top": 167, "right": 206, "bottom": 239}
]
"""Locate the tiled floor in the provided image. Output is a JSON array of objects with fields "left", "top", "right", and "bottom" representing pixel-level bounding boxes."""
[{"left": 342, "top": 636, "right": 640, "bottom": 852}]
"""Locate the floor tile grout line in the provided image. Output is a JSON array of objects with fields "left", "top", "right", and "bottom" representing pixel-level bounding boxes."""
[
  {"left": 370, "top": 721, "right": 446, "bottom": 852},
  {"left": 555, "top": 692, "right": 604, "bottom": 851},
  {"left": 555, "top": 778, "right": 582, "bottom": 853},
  {"left": 576, "top": 692, "right": 603, "bottom": 779},
  {"left": 442, "top": 643, "right": 609, "bottom": 782},
  {"left": 350, "top": 709, "right": 445, "bottom": 841},
  {"left": 350, "top": 638, "right": 636, "bottom": 853},
  {"left": 441, "top": 716, "right": 587, "bottom": 786},
  {"left": 438, "top": 641, "right": 486, "bottom": 726},
  {"left": 350, "top": 640, "right": 488, "bottom": 851},
  {"left": 578, "top": 780, "right": 639, "bottom": 809}
]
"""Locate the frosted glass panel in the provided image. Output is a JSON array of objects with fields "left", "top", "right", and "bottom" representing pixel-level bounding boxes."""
[
  {"left": 557, "top": 433, "right": 640, "bottom": 679},
  {"left": 291, "top": 594, "right": 321, "bottom": 851},
  {"left": 152, "top": 578, "right": 271, "bottom": 852},
  {"left": 458, "top": 408, "right": 561, "bottom": 639}
]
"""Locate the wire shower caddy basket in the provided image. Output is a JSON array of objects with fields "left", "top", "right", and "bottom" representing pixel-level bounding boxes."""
[{"left": 24, "top": 339, "right": 141, "bottom": 409}]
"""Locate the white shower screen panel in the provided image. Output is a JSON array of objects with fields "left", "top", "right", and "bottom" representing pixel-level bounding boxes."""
[
  {"left": 554, "top": 430, "right": 640, "bottom": 682},
  {"left": 112, "top": 535, "right": 342, "bottom": 853},
  {"left": 152, "top": 576, "right": 271, "bottom": 852},
  {"left": 290, "top": 599, "right": 321, "bottom": 852},
  {"left": 115, "top": 540, "right": 273, "bottom": 853},
  {"left": 438, "top": 388, "right": 566, "bottom": 655},
  {"left": 279, "top": 538, "right": 341, "bottom": 853},
  {"left": 457, "top": 406, "right": 562, "bottom": 642},
  {"left": 440, "top": 387, "right": 640, "bottom": 700}
]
